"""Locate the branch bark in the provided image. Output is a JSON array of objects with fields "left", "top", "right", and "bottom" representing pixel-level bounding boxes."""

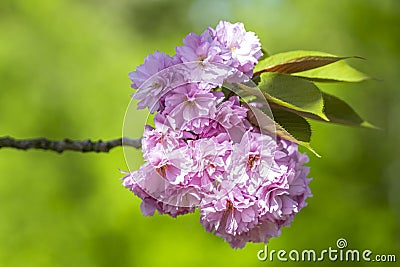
[{"left": 0, "top": 136, "right": 141, "bottom": 153}]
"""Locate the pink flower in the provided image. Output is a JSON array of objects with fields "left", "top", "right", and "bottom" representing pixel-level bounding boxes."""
[
  {"left": 163, "top": 84, "right": 222, "bottom": 129},
  {"left": 122, "top": 170, "right": 198, "bottom": 218},
  {"left": 228, "top": 131, "right": 277, "bottom": 194},
  {"left": 146, "top": 145, "right": 189, "bottom": 184},
  {"left": 129, "top": 51, "right": 182, "bottom": 88},
  {"left": 142, "top": 125, "right": 182, "bottom": 158},
  {"left": 214, "top": 96, "right": 252, "bottom": 142},
  {"left": 200, "top": 187, "right": 259, "bottom": 238},
  {"left": 256, "top": 139, "right": 312, "bottom": 225},
  {"left": 211, "top": 21, "right": 262, "bottom": 76},
  {"left": 228, "top": 220, "right": 282, "bottom": 249},
  {"left": 129, "top": 51, "right": 181, "bottom": 112},
  {"left": 176, "top": 30, "right": 224, "bottom": 64},
  {"left": 196, "top": 136, "right": 312, "bottom": 248},
  {"left": 185, "top": 137, "right": 231, "bottom": 191}
]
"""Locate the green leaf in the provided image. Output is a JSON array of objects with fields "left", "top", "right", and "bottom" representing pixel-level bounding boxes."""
[
  {"left": 320, "top": 93, "right": 377, "bottom": 128},
  {"left": 259, "top": 72, "right": 329, "bottom": 121},
  {"left": 246, "top": 105, "right": 320, "bottom": 157},
  {"left": 279, "top": 92, "right": 377, "bottom": 128},
  {"left": 254, "top": 50, "right": 348, "bottom": 75},
  {"left": 271, "top": 108, "right": 312, "bottom": 143},
  {"left": 254, "top": 50, "right": 369, "bottom": 82},
  {"left": 294, "top": 61, "right": 370, "bottom": 82}
]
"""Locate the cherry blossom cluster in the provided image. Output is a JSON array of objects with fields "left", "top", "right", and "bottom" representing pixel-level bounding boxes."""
[{"left": 123, "top": 21, "right": 312, "bottom": 248}]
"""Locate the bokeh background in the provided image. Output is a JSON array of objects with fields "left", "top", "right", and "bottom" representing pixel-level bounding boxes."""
[{"left": 0, "top": 0, "right": 399, "bottom": 266}]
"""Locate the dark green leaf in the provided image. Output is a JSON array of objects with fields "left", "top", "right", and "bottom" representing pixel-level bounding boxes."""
[
  {"left": 271, "top": 108, "right": 312, "bottom": 143},
  {"left": 279, "top": 92, "right": 377, "bottom": 128},
  {"left": 247, "top": 105, "right": 320, "bottom": 157},
  {"left": 321, "top": 93, "right": 377, "bottom": 128}
]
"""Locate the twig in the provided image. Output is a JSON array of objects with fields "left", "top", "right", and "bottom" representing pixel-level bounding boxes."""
[{"left": 0, "top": 136, "right": 142, "bottom": 153}]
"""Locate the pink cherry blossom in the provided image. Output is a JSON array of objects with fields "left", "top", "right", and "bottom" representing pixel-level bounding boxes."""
[{"left": 123, "top": 21, "right": 311, "bottom": 249}]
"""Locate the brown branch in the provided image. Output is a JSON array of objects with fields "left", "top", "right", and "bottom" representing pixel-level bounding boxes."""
[{"left": 0, "top": 136, "right": 142, "bottom": 153}]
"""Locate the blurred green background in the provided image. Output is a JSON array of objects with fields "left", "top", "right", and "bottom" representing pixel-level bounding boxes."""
[{"left": 0, "top": 0, "right": 399, "bottom": 266}]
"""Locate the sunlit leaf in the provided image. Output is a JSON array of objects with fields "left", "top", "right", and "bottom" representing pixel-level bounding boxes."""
[
  {"left": 254, "top": 50, "right": 369, "bottom": 82},
  {"left": 258, "top": 72, "right": 329, "bottom": 121},
  {"left": 254, "top": 51, "right": 348, "bottom": 75},
  {"left": 294, "top": 61, "right": 370, "bottom": 82}
]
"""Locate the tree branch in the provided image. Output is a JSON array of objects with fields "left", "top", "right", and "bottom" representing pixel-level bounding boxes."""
[{"left": 0, "top": 136, "right": 142, "bottom": 153}]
